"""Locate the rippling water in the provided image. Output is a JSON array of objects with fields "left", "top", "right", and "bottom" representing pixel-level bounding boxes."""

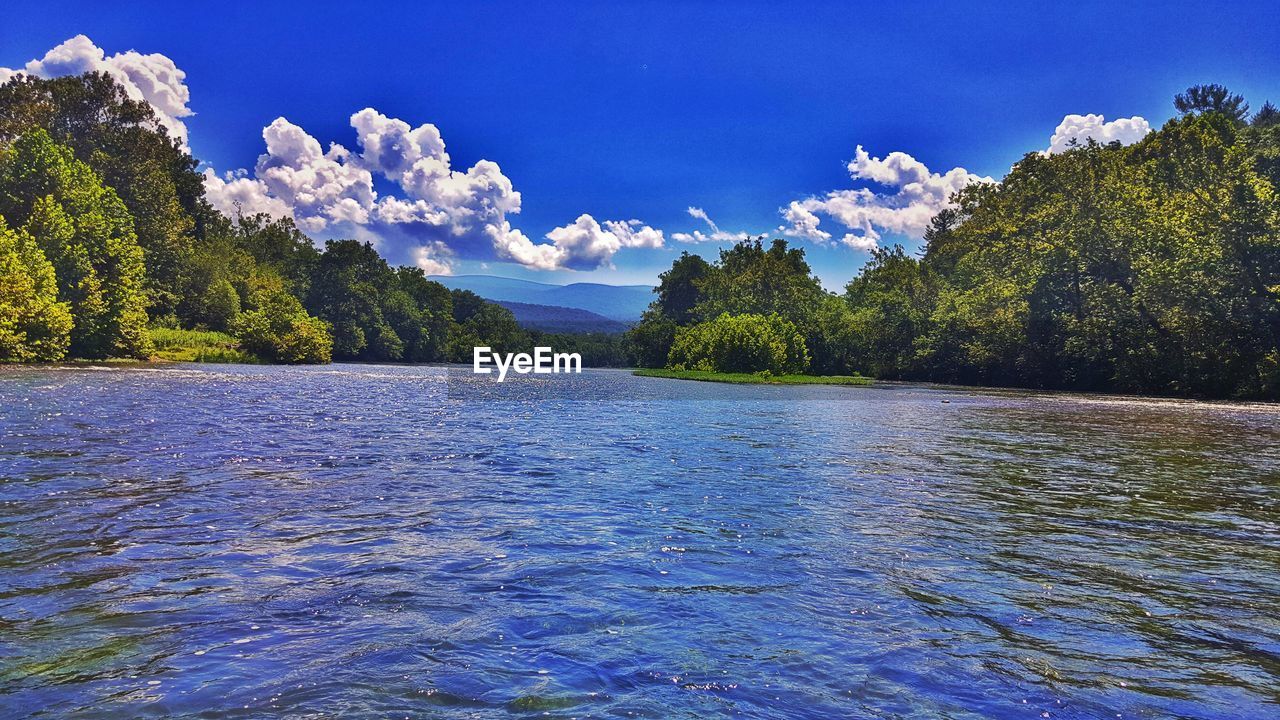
[{"left": 1, "top": 364, "right": 1278, "bottom": 719}]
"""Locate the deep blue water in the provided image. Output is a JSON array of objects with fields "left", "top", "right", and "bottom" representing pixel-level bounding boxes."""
[{"left": 1, "top": 364, "right": 1278, "bottom": 719}]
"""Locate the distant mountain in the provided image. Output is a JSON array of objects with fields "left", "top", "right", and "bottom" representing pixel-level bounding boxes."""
[
  {"left": 431, "top": 274, "right": 653, "bottom": 321},
  {"left": 494, "top": 301, "right": 629, "bottom": 334}
]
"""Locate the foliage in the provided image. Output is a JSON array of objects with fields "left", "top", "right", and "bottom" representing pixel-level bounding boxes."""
[
  {"left": 634, "top": 368, "right": 870, "bottom": 385},
  {"left": 446, "top": 289, "right": 531, "bottom": 362},
  {"left": 654, "top": 251, "right": 711, "bottom": 323},
  {"left": 305, "top": 240, "right": 465, "bottom": 363},
  {"left": 235, "top": 287, "right": 333, "bottom": 364},
  {"left": 148, "top": 326, "right": 259, "bottom": 364},
  {"left": 631, "top": 236, "right": 859, "bottom": 375},
  {"left": 840, "top": 84, "right": 1280, "bottom": 399},
  {"left": 1174, "top": 84, "right": 1249, "bottom": 123},
  {"left": 0, "top": 129, "right": 150, "bottom": 359},
  {"left": 0, "top": 217, "right": 72, "bottom": 361},
  {"left": 626, "top": 312, "right": 678, "bottom": 367},
  {"left": 0, "top": 72, "right": 202, "bottom": 317},
  {"left": 530, "top": 331, "right": 629, "bottom": 367},
  {"left": 668, "top": 312, "right": 809, "bottom": 375}
]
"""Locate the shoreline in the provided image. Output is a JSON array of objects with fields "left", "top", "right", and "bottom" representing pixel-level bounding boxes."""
[{"left": 632, "top": 368, "right": 874, "bottom": 386}]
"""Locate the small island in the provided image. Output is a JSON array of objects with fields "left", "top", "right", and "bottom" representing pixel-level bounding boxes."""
[{"left": 634, "top": 368, "right": 872, "bottom": 386}]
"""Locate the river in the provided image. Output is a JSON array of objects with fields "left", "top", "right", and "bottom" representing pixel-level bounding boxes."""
[{"left": 1, "top": 363, "right": 1277, "bottom": 718}]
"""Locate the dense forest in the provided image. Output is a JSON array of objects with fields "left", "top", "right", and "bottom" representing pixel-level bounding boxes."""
[
  {"left": 629, "top": 86, "right": 1280, "bottom": 400},
  {"left": 0, "top": 71, "right": 580, "bottom": 365}
]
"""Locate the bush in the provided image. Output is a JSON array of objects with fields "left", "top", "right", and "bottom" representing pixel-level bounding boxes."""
[
  {"left": 235, "top": 289, "right": 332, "bottom": 364},
  {"left": 668, "top": 313, "right": 809, "bottom": 375}
]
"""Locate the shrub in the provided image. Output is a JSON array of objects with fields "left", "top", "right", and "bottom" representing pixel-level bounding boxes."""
[
  {"left": 235, "top": 289, "right": 332, "bottom": 364},
  {"left": 668, "top": 312, "right": 809, "bottom": 375}
]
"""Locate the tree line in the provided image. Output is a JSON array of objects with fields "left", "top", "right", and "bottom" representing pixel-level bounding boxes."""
[
  {"left": 0, "top": 71, "right": 591, "bottom": 365},
  {"left": 629, "top": 86, "right": 1280, "bottom": 400}
]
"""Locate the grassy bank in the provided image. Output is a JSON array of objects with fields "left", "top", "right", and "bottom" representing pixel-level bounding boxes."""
[
  {"left": 148, "top": 328, "right": 261, "bottom": 364},
  {"left": 633, "top": 368, "right": 873, "bottom": 386}
]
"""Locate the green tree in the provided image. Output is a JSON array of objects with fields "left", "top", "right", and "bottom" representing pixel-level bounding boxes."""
[
  {"left": 654, "top": 251, "right": 711, "bottom": 323},
  {"left": 844, "top": 246, "right": 936, "bottom": 379},
  {"left": 235, "top": 286, "right": 332, "bottom": 364},
  {"left": 0, "top": 72, "right": 202, "bottom": 317},
  {"left": 626, "top": 311, "right": 678, "bottom": 367},
  {"left": 1174, "top": 84, "right": 1250, "bottom": 123},
  {"left": 668, "top": 313, "right": 809, "bottom": 375},
  {"left": 1253, "top": 102, "right": 1280, "bottom": 128},
  {"left": 0, "top": 130, "right": 150, "bottom": 358},
  {"left": 0, "top": 217, "right": 72, "bottom": 361},
  {"left": 199, "top": 278, "right": 241, "bottom": 331},
  {"left": 394, "top": 267, "right": 453, "bottom": 362},
  {"left": 305, "top": 240, "right": 403, "bottom": 360},
  {"left": 447, "top": 290, "right": 529, "bottom": 362}
]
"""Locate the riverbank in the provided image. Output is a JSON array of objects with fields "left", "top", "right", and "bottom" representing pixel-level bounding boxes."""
[
  {"left": 633, "top": 368, "right": 873, "bottom": 385},
  {"left": 147, "top": 328, "right": 261, "bottom": 364}
]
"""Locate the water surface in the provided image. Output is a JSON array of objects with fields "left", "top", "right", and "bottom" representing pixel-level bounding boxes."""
[{"left": 1, "top": 364, "right": 1278, "bottom": 718}]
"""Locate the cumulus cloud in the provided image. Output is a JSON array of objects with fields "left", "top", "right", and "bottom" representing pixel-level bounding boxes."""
[
  {"left": 499, "top": 214, "right": 666, "bottom": 270},
  {"left": 411, "top": 242, "right": 456, "bottom": 276},
  {"left": 1044, "top": 113, "right": 1151, "bottom": 154},
  {"left": 671, "top": 206, "right": 752, "bottom": 244},
  {"left": 201, "top": 168, "right": 294, "bottom": 220},
  {"left": 780, "top": 146, "right": 992, "bottom": 251},
  {"left": 201, "top": 109, "right": 663, "bottom": 270},
  {"left": 0, "top": 35, "right": 193, "bottom": 146}
]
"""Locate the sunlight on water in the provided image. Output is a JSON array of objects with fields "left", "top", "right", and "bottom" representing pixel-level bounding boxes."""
[{"left": 1, "top": 364, "right": 1278, "bottom": 718}]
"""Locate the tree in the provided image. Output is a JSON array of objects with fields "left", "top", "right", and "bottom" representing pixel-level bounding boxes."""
[
  {"left": 447, "top": 291, "right": 529, "bottom": 362},
  {"left": 0, "top": 217, "right": 72, "bottom": 361},
  {"left": 394, "top": 267, "right": 453, "bottom": 362},
  {"left": 844, "top": 246, "right": 936, "bottom": 379},
  {"left": 1253, "top": 102, "right": 1280, "bottom": 128},
  {"left": 654, "top": 251, "right": 710, "bottom": 323},
  {"left": 694, "top": 238, "right": 826, "bottom": 323},
  {"left": 0, "top": 130, "right": 150, "bottom": 358},
  {"left": 235, "top": 287, "right": 332, "bottom": 364},
  {"left": 0, "top": 72, "right": 202, "bottom": 317},
  {"left": 1174, "top": 84, "right": 1250, "bottom": 123},
  {"left": 668, "top": 313, "right": 809, "bottom": 375},
  {"left": 626, "top": 311, "right": 678, "bottom": 367},
  {"left": 199, "top": 278, "right": 241, "bottom": 331},
  {"left": 305, "top": 240, "right": 402, "bottom": 360}
]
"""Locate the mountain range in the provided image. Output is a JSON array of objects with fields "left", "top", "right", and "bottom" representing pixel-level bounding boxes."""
[
  {"left": 491, "top": 301, "right": 629, "bottom": 334},
  {"left": 430, "top": 275, "right": 654, "bottom": 322}
]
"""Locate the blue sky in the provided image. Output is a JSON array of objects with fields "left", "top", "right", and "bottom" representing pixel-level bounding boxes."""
[{"left": 3, "top": 1, "right": 1279, "bottom": 287}]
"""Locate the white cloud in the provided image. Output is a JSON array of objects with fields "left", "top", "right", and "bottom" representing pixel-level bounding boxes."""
[
  {"left": 495, "top": 214, "right": 665, "bottom": 270},
  {"left": 779, "top": 204, "right": 830, "bottom": 242},
  {"left": 0, "top": 35, "right": 193, "bottom": 146},
  {"left": 840, "top": 234, "right": 878, "bottom": 252},
  {"left": 604, "top": 219, "right": 665, "bottom": 249},
  {"left": 253, "top": 117, "right": 377, "bottom": 232},
  {"left": 199, "top": 107, "right": 662, "bottom": 271},
  {"left": 671, "top": 206, "right": 752, "bottom": 243},
  {"left": 1044, "top": 113, "right": 1151, "bottom": 155},
  {"left": 201, "top": 168, "right": 293, "bottom": 220},
  {"left": 780, "top": 145, "right": 992, "bottom": 252},
  {"left": 411, "top": 242, "right": 456, "bottom": 276}
]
